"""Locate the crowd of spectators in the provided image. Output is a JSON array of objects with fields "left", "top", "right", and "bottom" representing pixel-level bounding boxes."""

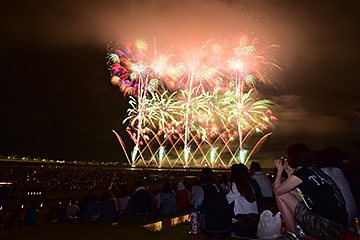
[
  {"left": 1, "top": 145, "right": 359, "bottom": 240},
  {"left": 0, "top": 166, "right": 199, "bottom": 194}
]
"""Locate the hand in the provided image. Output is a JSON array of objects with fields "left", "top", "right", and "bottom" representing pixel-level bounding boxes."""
[
  {"left": 284, "top": 162, "right": 294, "bottom": 177},
  {"left": 274, "top": 159, "right": 285, "bottom": 173}
]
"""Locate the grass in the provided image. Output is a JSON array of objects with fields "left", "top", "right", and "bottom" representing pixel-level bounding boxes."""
[
  {"left": 1, "top": 213, "right": 192, "bottom": 240},
  {"left": 0, "top": 210, "right": 247, "bottom": 240}
]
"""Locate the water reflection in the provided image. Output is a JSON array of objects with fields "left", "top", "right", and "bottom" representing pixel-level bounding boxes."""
[{"left": 141, "top": 214, "right": 190, "bottom": 232}]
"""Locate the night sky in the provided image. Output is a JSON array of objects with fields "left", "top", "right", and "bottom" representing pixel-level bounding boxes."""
[{"left": 1, "top": 0, "right": 360, "bottom": 166}]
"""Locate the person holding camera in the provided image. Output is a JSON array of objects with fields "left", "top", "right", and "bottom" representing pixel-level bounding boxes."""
[{"left": 273, "top": 143, "right": 348, "bottom": 240}]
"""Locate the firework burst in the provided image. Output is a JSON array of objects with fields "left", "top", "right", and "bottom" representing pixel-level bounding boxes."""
[{"left": 108, "top": 38, "right": 281, "bottom": 168}]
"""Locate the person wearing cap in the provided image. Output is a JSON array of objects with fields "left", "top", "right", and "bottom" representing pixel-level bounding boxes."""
[{"left": 176, "top": 182, "right": 190, "bottom": 210}]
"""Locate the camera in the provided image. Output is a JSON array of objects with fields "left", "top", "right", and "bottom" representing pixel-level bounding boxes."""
[{"left": 281, "top": 157, "right": 287, "bottom": 164}]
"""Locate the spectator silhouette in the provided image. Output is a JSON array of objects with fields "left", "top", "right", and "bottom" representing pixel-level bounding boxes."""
[
  {"left": 192, "top": 168, "right": 232, "bottom": 238},
  {"left": 227, "top": 164, "right": 260, "bottom": 239},
  {"left": 5, "top": 205, "right": 24, "bottom": 228},
  {"left": 65, "top": 199, "right": 80, "bottom": 222},
  {"left": 220, "top": 174, "right": 231, "bottom": 191},
  {"left": 24, "top": 203, "right": 39, "bottom": 226},
  {"left": 274, "top": 143, "right": 348, "bottom": 240},
  {"left": 118, "top": 185, "right": 131, "bottom": 216},
  {"left": 323, "top": 146, "right": 360, "bottom": 210},
  {"left": 96, "top": 191, "right": 118, "bottom": 223},
  {"left": 80, "top": 195, "right": 99, "bottom": 222},
  {"left": 314, "top": 149, "right": 356, "bottom": 226},
  {"left": 250, "top": 161, "right": 275, "bottom": 208},
  {"left": 160, "top": 181, "right": 177, "bottom": 216},
  {"left": 47, "top": 202, "right": 62, "bottom": 222},
  {"left": 176, "top": 182, "right": 190, "bottom": 210},
  {"left": 119, "top": 181, "right": 155, "bottom": 222}
]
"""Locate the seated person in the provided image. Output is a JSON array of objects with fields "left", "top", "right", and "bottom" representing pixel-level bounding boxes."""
[
  {"left": 65, "top": 200, "right": 80, "bottom": 222},
  {"left": 227, "top": 164, "right": 260, "bottom": 239},
  {"left": 119, "top": 181, "right": 155, "bottom": 222},
  {"left": 24, "top": 203, "right": 39, "bottom": 226},
  {"left": 160, "top": 181, "right": 177, "bottom": 216},
  {"left": 80, "top": 195, "right": 99, "bottom": 222},
  {"left": 176, "top": 182, "right": 190, "bottom": 210},
  {"left": 5, "top": 205, "right": 24, "bottom": 228},
  {"left": 191, "top": 168, "right": 232, "bottom": 239},
  {"left": 118, "top": 185, "right": 131, "bottom": 215},
  {"left": 274, "top": 143, "right": 348, "bottom": 240},
  {"left": 220, "top": 174, "right": 231, "bottom": 191},
  {"left": 96, "top": 191, "right": 118, "bottom": 223},
  {"left": 250, "top": 161, "right": 276, "bottom": 208},
  {"left": 314, "top": 150, "right": 356, "bottom": 227}
]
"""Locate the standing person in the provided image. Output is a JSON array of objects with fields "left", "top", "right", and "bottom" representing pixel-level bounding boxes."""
[
  {"left": 191, "top": 168, "right": 232, "bottom": 238},
  {"left": 274, "top": 143, "right": 348, "bottom": 240},
  {"left": 175, "top": 182, "right": 190, "bottom": 210},
  {"left": 227, "top": 164, "right": 260, "bottom": 239},
  {"left": 160, "top": 181, "right": 177, "bottom": 216},
  {"left": 250, "top": 161, "right": 275, "bottom": 208}
]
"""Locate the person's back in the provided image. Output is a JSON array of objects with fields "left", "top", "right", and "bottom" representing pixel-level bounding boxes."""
[
  {"left": 200, "top": 183, "right": 232, "bottom": 231},
  {"left": 293, "top": 166, "right": 348, "bottom": 227},
  {"left": 193, "top": 168, "right": 232, "bottom": 238},
  {"left": 227, "top": 164, "right": 260, "bottom": 239},
  {"left": 65, "top": 202, "right": 80, "bottom": 221},
  {"left": 176, "top": 182, "right": 190, "bottom": 210},
  {"left": 118, "top": 186, "right": 131, "bottom": 214},
  {"left": 248, "top": 173, "right": 266, "bottom": 212},
  {"left": 324, "top": 167, "right": 356, "bottom": 225},
  {"left": 24, "top": 203, "right": 39, "bottom": 226},
  {"left": 250, "top": 161, "right": 274, "bottom": 198},
  {"left": 323, "top": 147, "right": 360, "bottom": 210},
  {"left": 314, "top": 150, "right": 356, "bottom": 226},
  {"left": 220, "top": 174, "right": 231, "bottom": 191},
  {"left": 81, "top": 195, "right": 99, "bottom": 222},
  {"left": 5, "top": 205, "right": 24, "bottom": 228},
  {"left": 161, "top": 191, "right": 177, "bottom": 215},
  {"left": 131, "top": 188, "right": 153, "bottom": 215},
  {"left": 97, "top": 191, "right": 118, "bottom": 223},
  {"left": 47, "top": 203, "right": 62, "bottom": 222}
]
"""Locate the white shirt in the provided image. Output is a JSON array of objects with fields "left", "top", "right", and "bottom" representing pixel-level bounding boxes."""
[
  {"left": 251, "top": 171, "right": 274, "bottom": 198},
  {"left": 226, "top": 182, "right": 258, "bottom": 216}
]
